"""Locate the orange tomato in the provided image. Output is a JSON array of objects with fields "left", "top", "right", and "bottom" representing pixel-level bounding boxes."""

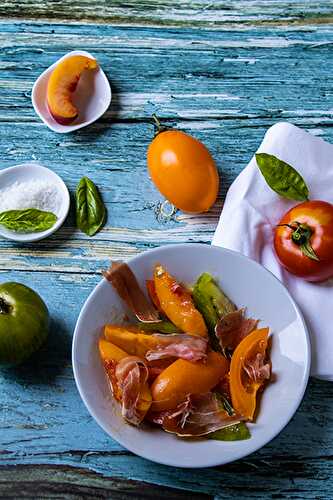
[
  {"left": 147, "top": 119, "right": 219, "bottom": 213},
  {"left": 151, "top": 351, "right": 229, "bottom": 411},
  {"left": 229, "top": 328, "right": 269, "bottom": 421},
  {"left": 153, "top": 264, "right": 207, "bottom": 337}
]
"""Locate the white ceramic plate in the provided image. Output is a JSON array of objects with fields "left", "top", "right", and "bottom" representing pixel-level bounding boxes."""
[
  {"left": 32, "top": 50, "right": 111, "bottom": 133},
  {"left": 72, "top": 244, "right": 310, "bottom": 468},
  {"left": 0, "top": 162, "right": 70, "bottom": 242}
]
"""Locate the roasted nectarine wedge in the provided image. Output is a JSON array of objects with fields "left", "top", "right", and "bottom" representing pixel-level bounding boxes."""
[
  {"left": 153, "top": 265, "right": 208, "bottom": 337},
  {"left": 151, "top": 351, "right": 229, "bottom": 411},
  {"left": 104, "top": 325, "right": 160, "bottom": 358},
  {"left": 47, "top": 55, "right": 98, "bottom": 124},
  {"left": 99, "top": 337, "right": 129, "bottom": 363},
  {"left": 99, "top": 338, "right": 152, "bottom": 417}
]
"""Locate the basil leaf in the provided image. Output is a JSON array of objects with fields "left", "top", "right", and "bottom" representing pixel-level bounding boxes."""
[
  {"left": 255, "top": 153, "right": 309, "bottom": 201},
  {"left": 0, "top": 209, "right": 57, "bottom": 233},
  {"left": 209, "top": 422, "right": 251, "bottom": 441},
  {"left": 76, "top": 177, "right": 106, "bottom": 236}
]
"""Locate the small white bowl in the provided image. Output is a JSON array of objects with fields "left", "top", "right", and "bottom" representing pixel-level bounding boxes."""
[
  {"left": 32, "top": 50, "right": 111, "bottom": 133},
  {"left": 0, "top": 162, "right": 70, "bottom": 242},
  {"left": 72, "top": 243, "right": 311, "bottom": 468}
]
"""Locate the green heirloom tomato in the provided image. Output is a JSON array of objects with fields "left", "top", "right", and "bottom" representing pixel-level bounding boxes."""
[{"left": 0, "top": 282, "right": 49, "bottom": 366}]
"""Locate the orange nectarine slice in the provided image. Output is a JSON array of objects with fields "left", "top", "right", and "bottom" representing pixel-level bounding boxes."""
[
  {"left": 151, "top": 351, "right": 229, "bottom": 411},
  {"left": 47, "top": 55, "right": 98, "bottom": 124}
]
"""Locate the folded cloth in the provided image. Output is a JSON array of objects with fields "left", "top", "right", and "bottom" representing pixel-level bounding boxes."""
[{"left": 212, "top": 122, "right": 333, "bottom": 380}]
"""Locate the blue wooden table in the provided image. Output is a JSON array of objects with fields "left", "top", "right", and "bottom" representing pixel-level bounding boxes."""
[{"left": 1, "top": 2, "right": 333, "bottom": 497}]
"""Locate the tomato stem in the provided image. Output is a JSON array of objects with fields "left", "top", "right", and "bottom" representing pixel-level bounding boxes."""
[
  {"left": 152, "top": 114, "right": 162, "bottom": 130},
  {"left": 277, "top": 221, "right": 320, "bottom": 262},
  {"left": 151, "top": 114, "right": 169, "bottom": 136},
  {"left": 0, "top": 297, "right": 11, "bottom": 314},
  {"left": 277, "top": 223, "right": 298, "bottom": 231}
]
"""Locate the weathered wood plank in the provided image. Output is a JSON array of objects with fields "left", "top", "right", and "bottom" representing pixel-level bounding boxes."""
[
  {"left": 0, "top": 16, "right": 332, "bottom": 499},
  {"left": 0, "top": 0, "right": 333, "bottom": 27},
  {"left": 0, "top": 22, "right": 332, "bottom": 274},
  {"left": 0, "top": 465, "right": 212, "bottom": 499}
]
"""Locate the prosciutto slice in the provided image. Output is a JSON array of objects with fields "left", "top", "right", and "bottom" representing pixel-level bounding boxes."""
[
  {"left": 103, "top": 262, "right": 160, "bottom": 322},
  {"left": 145, "top": 334, "right": 208, "bottom": 363},
  {"left": 215, "top": 309, "right": 258, "bottom": 352},
  {"left": 147, "top": 358, "right": 174, "bottom": 382},
  {"left": 150, "top": 393, "right": 243, "bottom": 437},
  {"left": 115, "top": 356, "right": 149, "bottom": 425},
  {"left": 243, "top": 353, "right": 271, "bottom": 384},
  {"left": 103, "top": 359, "right": 122, "bottom": 402}
]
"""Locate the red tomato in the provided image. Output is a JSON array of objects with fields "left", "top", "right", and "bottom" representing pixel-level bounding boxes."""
[{"left": 274, "top": 200, "right": 333, "bottom": 282}]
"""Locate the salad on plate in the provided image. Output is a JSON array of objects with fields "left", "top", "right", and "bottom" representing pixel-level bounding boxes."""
[{"left": 98, "top": 262, "right": 272, "bottom": 441}]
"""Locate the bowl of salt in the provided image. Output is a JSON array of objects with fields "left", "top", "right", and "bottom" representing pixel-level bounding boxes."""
[{"left": 0, "top": 162, "right": 70, "bottom": 242}]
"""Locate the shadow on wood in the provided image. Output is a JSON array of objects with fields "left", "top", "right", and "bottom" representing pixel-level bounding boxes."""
[
  {"left": 2, "top": 316, "right": 71, "bottom": 385},
  {"left": 0, "top": 464, "right": 212, "bottom": 499}
]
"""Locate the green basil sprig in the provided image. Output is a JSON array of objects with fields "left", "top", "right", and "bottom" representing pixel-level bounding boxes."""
[
  {"left": 76, "top": 176, "right": 106, "bottom": 236},
  {"left": 0, "top": 208, "right": 57, "bottom": 233},
  {"left": 255, "top": 153, "right": 309, "bottom": 201}
]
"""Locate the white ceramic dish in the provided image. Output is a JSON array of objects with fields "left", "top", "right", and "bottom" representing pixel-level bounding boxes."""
[
  {"left": 32, "top": 50, "right": 111, "bottom": 133},
  {"left": 72, "top": 243, "right": 310, "bottom": 468},
  {"left": 0, "top": 162, "right": 70, "bottom": 242}
]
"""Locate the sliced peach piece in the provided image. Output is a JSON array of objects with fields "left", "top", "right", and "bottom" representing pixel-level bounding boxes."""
[
  {"left": 104, "top": 325, "right": 161, "bottom": 358},
  {"left": 99, "top": 338, "right": 152, "bottom": 417},
  {"left": 47, "top": 55, "right": 98, "bottom": 124},
  {"left": 153, "top": 265, "right": 208, "bottom": 337},
  {"left": 99, "top": 337, "right": 129, "bottom": 363},
  {"left": 151, "top": 351, "right": 229, "bottom": 411}
]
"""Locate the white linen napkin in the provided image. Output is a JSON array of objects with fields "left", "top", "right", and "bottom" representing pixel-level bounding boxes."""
[{"left": 212, "top": 122, "right": 333, "bottom": 380}]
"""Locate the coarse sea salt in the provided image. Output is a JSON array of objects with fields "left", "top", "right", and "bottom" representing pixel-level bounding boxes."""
[{"left": 0, "top": 179, "right": 61, "bottom": 215}]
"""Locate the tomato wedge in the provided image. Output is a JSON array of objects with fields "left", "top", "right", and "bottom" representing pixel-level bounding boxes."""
[{"left": 230, "top": 328, "right": 270, "bottom": 421}]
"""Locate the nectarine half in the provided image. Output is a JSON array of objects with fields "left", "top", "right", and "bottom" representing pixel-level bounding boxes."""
[{"left": 47, "top": 55, "right": 98, "bottom": 125}]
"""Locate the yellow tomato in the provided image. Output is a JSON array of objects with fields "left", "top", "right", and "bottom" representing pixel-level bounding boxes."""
[
  {"left": 147, "top": 122, "right": 219, "bottom": 213},
  {"left": 230, "top": 328, "right": 269, "bottom": 421}
]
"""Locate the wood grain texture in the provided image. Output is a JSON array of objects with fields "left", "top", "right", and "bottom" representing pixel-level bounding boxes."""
[
  {"left": 0, "top": 465, "right": 212, "bottom": 499},
  {"left": 0, "top": 1, "right": 333, "bottom": 27},
  {"left": 0, "top": 5, "right": 333, "bottom": 499},
  {"left": 0, "top": 22, "right": 332, "bottom": 271}
]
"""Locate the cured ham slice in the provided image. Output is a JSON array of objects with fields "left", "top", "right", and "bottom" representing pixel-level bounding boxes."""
[
  {"left": 145, "top": 334, "right": 208, "bottom": 362},
  {"left": 243, "top": 353, "right": 271, "bottom": 384},
  {"left": 149, "top": 392, "right": 242, "bottom": 436},
  {"left": 215, "top": 309, "right": 258, "bottom": 352},
  {"left": 115, "top": 356, "right": 150, "bottom": 425},
  {"left": 103, "top": 262, "right": 160, "bottom": 322},
  {"left": 147, "top": 358, "right": 174, "bottom": 382}
]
